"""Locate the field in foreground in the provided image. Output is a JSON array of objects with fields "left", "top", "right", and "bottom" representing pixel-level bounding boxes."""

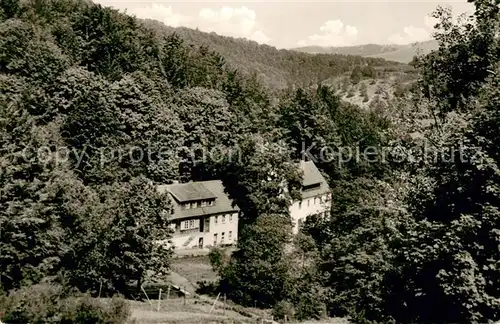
[
  {"left": 129, "top": 297, "right": 351, "bottom": 324},
  {"left": 129, "top": 298, "right": 255, "bottom": 324},
  {"left": 133, "top": 255, "right": 350, "bottom": 324}
]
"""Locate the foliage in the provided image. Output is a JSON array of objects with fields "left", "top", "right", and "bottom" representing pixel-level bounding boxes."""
[
  {"left": 296, "top": 1, "right": 500, "bottom": 322},
  {"left": 219, "top": 215, "right": 294, "bottom": 308},
  {"left": 272, "top": 300, "right": 295, "bottom": 321},
  {"left": 0, "top": 283, "right": 130, "bottom": 324},
  {"left": 146, "top": 21, "right": 406, "bottom": 89},
  {"left": 208, "top": 247, "right": 229, "bottom": 274},
  {"left": 390, "top": 75, "right": 500, "bottom": 323},
  {"left": 3, "top": 0, "right": 498, "bottom": 323},
  {"left": 413, "top": 1, "right": 499, "bottom": 117},
  {"left": 385, "top": 1, "right": 500, "bottom": 322},
  {"left": 63, "top": 178, "right": 174, "bottom": 296}
]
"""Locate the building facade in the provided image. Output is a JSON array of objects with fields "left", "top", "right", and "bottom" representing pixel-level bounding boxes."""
[
  {"left": 289, "top": 160, "right": 331, "bottom": 234},
  {"left": 157, "top": 180, "right": 239, "bottom": 251}
]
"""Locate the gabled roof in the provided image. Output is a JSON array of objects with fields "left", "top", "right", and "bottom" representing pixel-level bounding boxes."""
[
  {"left": 300, "top": 160, "right": 326, "bottom": 187},
  {"left": 157, "top": 180, "right": 239, "bottom": 220},
  {"left": 299, "top": 160, "right": 330, "bottom": 199},
  {"left": 165, "top": 182, "right": 217, "bottom": 203}
]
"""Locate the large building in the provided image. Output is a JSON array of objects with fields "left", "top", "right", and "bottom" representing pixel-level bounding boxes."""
[
  {"left": 289, "top": 160, "right": 331, "bottom": 234},
  {"left": 157, "top": 180, "right": 239, "bottom": 251}
]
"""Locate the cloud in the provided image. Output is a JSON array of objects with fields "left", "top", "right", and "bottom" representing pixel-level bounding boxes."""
[
  {"left": 388, "top": 26, "right": 431, "bottom": 45},
  {"left": 124, "top": 4, "right": 192, "bottom": 28},
  {"left": 104, "top": 3, "right": 271, "bottom": 44},
  {"left": 388, "top": 14, "right": 440, "bottom": 45},
  {"left": 251, "top": 30, "right": 271, "bottom": 44},
  {"left": 298, "top": 19, "right": 358, "bottom": 47},
  {"left": 196, "top": 6, "right": 270, "bottom": 44}
]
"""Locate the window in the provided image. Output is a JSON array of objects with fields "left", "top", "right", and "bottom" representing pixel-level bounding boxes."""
[
  {"left": 229, "top": 231, "right": 232, "bottom": 239},
  {"left": 185, "top": 203, "right": 191, "bottom": 209},
  {"left": 191, "top": 202, "right": 196, "bottom": 209},
  {"left": 298, "top": 201, "right": 302, "bottom": 209},
  {"left": 201, "top": 200, "right": 207, "bottom": 207},
  {"left": 181, "top": 219, "right": 199, "bottom": 231},
  {"left": 307, "top": 199, "right": 310, "bottom": 207},
  {"left": 214, "top": 216, "right": 218, "bottom": 224},
  {"left": 208, "top": 200, "right": 214, "bottom": 206},
  {"left": 221, "top": 232, "right": 225, "bottom": 242},
  {"left": 213, "top": 233, "right": 218, "bottom": 245},
  {"left": 303, "top": 183, "right": 321, "bottom": 191},
  {"left": 229, "top": 214, "right": 233, "bottom": 222},
  {"left": 222, "top": 215, "right": 226, "bottom": 223}
]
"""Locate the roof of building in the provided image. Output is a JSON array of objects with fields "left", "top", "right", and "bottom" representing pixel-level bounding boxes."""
[
  {"left": 165, "top": 182, "right": 217, "bottom": 202},
  {"left": 299, "top": 160, "right": 330, "bottom": 199},
  {"left": 157, "top": 180, "right": 239, "bottom": 220}
]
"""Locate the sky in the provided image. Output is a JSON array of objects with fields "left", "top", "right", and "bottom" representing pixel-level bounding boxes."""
[{"left": 94, "top": 0, "right": 475, "bottom": 49}]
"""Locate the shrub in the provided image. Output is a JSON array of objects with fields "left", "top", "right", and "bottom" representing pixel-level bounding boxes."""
[
  {"left": 272, "top": 300, "right": 295, "bottom": 321},
  {"left": 393, "top": 83, "right": 407, "bottom": 98},
  {"left": 208, "top": 246, "right": 229, "bottom": 273},
  {"left": 294, "top": 290, "right": 327, "bottom": 321},
  {"left": 0, "top": 284, "right": 130, "bottom": 324},
  {"left": 196, "top": 280, "right": 219, "bottom": 296}
]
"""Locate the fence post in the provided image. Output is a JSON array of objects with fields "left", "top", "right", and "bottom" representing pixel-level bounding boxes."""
[
  {"left": 141, "top": 285, "right": 153, "bottom": 309},
  {"left": 98, "top": 281, "right": 102, "bottom": 298},
  {"left": 223, "top": 293, "right": 226, "bottom": 315},
  {"left": 210, "top": 292, "right": 221, "bottom": 314},
  {"left": 157, "top": 288, "right": 162, "bottom": 312}
]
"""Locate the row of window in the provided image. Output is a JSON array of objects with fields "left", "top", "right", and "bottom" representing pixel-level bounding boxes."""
[
  {"left": 179, "top": 214, "right": 236, "bottom": 231},
  {"left": 213, "top": 231, "right": 232, "bottom": 244},
  {"left": 298, "top": 193, "right": 331, "bottom": 209},
  {"left": 181, "top": 219, "right": 200, "bottom": 230},
  {"left": 214, "top": 214, "right": 234, "bottom": 224},
  {"left": 184, "top": 199, "right": 215, "bottom": 210}
]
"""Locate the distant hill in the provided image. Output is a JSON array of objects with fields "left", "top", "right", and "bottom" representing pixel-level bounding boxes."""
[
  {"left": 293, "top": 40, "right": 439, "bottom": 64},
  {"left": 293, "top": 44, "right": 402, "bottom": 57},
  {"left": 140, "top": 19, "right": 416, "bottom": 89}
]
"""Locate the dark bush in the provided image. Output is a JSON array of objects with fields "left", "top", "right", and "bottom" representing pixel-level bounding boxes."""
[
  {"left": 196, "top": 280, "right": 219, "bottom": 296},
  {"left": 0, "top": 284, "right": 130, "bottom": 324}
]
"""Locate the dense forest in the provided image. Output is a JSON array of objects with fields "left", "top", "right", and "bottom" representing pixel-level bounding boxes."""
[{"left": 0, "top": 0, "right": 499, "bottom": 323}]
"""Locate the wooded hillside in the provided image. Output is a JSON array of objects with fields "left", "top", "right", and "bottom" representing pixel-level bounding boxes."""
[{"left": 1, "top": 0, "right": 498, "bottom": 323}]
